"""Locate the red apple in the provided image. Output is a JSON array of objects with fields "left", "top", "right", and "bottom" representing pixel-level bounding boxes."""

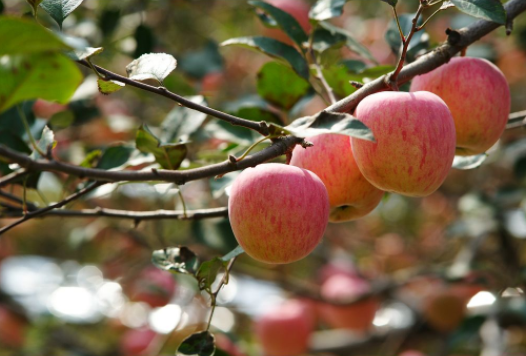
[
  {"left": 319, "top": 274, "right": 379, "bottom": 332},
  {"left": 259, "top": 0, "right": 311, "bottom": 45},
  {"left": 120, "top": 328, "right": 158, "bottom": 355},
  {"left": 129, "top": 267, "right": 177, "bottom": 308},
  {"left": 290, "top": 134, "right": 384, "bottom": 222},
  {"left": 228, "top": 163, "right": 329, "bottom": 264},
  {"left": 32, "top": 99, "right": 68, "bottom": 119},
  {"left": 351, "top": 91, "right": 456, "bottom": 197},
  {"left": 410, "top": 57, "right": 510, "bottom": 156},
  {"left": 255, "top": 299, "right": 315, "bottom": 356}
]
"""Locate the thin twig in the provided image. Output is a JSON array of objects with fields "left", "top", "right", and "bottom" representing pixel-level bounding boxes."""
[
  {"left": 206, "top": 256, "right": 237, "bottom": 331},
  {"left": 0, "top": 181, "right": 104, "bottom": 236},
  {"left": 77, "top": 60, "right": 270, "bottom": 136},
  {"left": 0, "top": 170, "right": 30, "bottom": 188},
  {"left": 0, "top": 190, "right": 38, "bottom": 210}
]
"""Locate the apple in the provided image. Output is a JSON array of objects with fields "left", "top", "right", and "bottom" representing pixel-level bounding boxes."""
[
  {"left": 0, "top": 306, "right": 26, "bottom": 348},
  {"left": 422, "top": 289, "right": 466, "bottom": 332},
  {"left": 255, "top": 299, "right": 315, "bottom": 356},
  {"left": 290, "top": 134, "right": 384, "bottom": 222},
  {"left": 319, "top": 274, "right": 379, "bottom": 332},
  {"left": 410, "top": 57, "right": 510, "bottom": 156},
  {"left": 351, "top": 91, "right": 456, "bottom": 197},
  {"left": 228, "top": 163, "right": 329, "bottom": 264},
  {"left": 259, "top": 0, "right": 311, "bottom": 45},
  {"left": 128, "top": 266, "right": 177, "bottom": 308},
  {"left": 120, "top": 328, "right": 158, "bottom": 355}
]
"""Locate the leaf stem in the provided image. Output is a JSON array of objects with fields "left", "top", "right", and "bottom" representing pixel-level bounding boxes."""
[
  {"left": 176, "top": 186, "right": 188, "bottom": 219},
  {"left": 235, "top": 136, "right": 272, "bottom": 162},
  {"left": 17, "top": 105, "right": 45, "bottom": 157},
  {"left": 393, "top": 7, "right": 406, "bottom": 44}
]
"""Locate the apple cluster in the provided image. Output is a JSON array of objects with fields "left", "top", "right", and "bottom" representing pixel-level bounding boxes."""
[{"left": 228, "top": 56, "right": 510, "bottom": 266}]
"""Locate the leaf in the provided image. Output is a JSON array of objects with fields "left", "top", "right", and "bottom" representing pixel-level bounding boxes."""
[
  {"left": 0, "top": 53, "right": 83, "bottom": 113},
  {"left": 133, "top": 24, "right": 155, "bottom": 58},
  {"left": 126, "top": 53, "right": 177, "bottom": 85},
  {"left": 450, "top": 0, "right": 506, "bottom": 25},
  {"left": 0, "top": 17, "right": 70, "bottom": 55},
  {"left": 224, "top": 96, "right": 282, "bottom": 125},
  {"left": 68, "top": 46, "right": 103, "bottom": 61},
  {"left": 0, "top": 101, "right": 35, "bottom": 137},
  {"left": 178, "top": 41, "right": 224, "bottom": 80},
  {"left": 160, "top": 96, "right": 208, "bottom": 143},
  {"left": 380, "top": 0, "right": 398, "bottom": 6},
  {"left": 192, "top": 218, "right": 239, "bottom": 253},
  {"left": 177, "top": 331, "right": 215, "bottom": 356},
  {"left": 135, "top": 125, "right": 187, "bottom": 170},
  {"left": 221, "top": 36, "right": 309, "bottom": 80},
  {"left": 0, "top": 130, "right": 32, "bottom": 182},
  {"left": 97, "top": 78, "right": 125, "bottom": 95},
  {"left": 196, "top": 257, "right": 227, "bottom": 292},
  {"left": 40, "top": 0, "right": 85, "bottom": 29},
  {"left": 0, "top": 1, "right": 5, "bottom": 14},
  {"left": 340, "top": 59, "right": 367, "bottom": 73},
  {"left": 319, "top": 22, "right": 378, "bottom": 64},
  {"left": 286, "top": 111, "right": 375, "bottom": 141},
  {"left": 151, "top": 247, "right": 199, "bottom": 275},
  {"left": 257, "top": 61, "right": 310, "bottom": 111},
  {"left": 441, "top": 1, "right": 455, "bottom": 10},
  {"left": 96, "top": 146, "right": 134, "bottom": 170},
  {"left": 452, "top": 154, "right": 487, "bottom": 170},
  {"left": 49, "top": 110, "right": 74, "bottom": 130},
  {"left": 309, "top": 0, "right": 348, "bottom": 21},
  {"left": 311, "top": 28, "right": 346, "bottom": 53},
  {"left": 385, "top": 13, "right": 429, "bottom": 62},
  {"left": 221, "top": 245, "right": 245, "bottom": 262},
  {"left": 250, "top": 0, "right": 308, "bottom": 51},
  {"left": 30, "top": 126, "right": 56, "bottom": 160},
  {"left": 26, "top": 0, "right": 43, "bottom": 15}
]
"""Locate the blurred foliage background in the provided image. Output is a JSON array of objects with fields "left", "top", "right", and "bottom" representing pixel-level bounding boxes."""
[{"left": 1, "top": 0, "right": 526, "bottom": 355}]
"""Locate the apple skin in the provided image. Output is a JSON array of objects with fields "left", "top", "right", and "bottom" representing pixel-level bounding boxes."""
[
  {"left": 228, "top": 163, "right": 329, "bottom": 264},
  {"left": 290, "top": 134, "right": 384, "bottom": 222},
  {"left": 410, "top": 57, "right": 510, "bottom": 156},
  {"left": 319, "top": 274, "right": 379, "bottom": 332},
  {"left": 351, "top": 91, "right": 456, "bottom": 197},
  {"left": 255, "top": 299, "right": 315, "bottom": 356},
  {"left": 120, "top": 328, "right": 157, "bottom": 355}
]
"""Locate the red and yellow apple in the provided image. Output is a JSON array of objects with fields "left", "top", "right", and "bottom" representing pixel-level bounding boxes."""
[
  {"left": 410, "top": 57, "right": 510, "bottom": 156},
  {"left": 290, "top": 134, "right": 384, "bottom": 222},
  {"left": 228, "top": 163, "right": 329, "bottom": 264},
  {"left": 319, "top": 274, "right": 379, "bottom": 332},
  {"left": 351, "top": 91, "right": 456, "bottom": 197},
  {"left": 255, "top": 299, "right": 315, "bottom": 356}
]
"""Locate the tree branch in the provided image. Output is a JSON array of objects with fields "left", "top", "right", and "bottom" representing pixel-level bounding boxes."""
[
  {"left": 77, "top": 60, "right": 270, "bottom": 136},
  {"left": 0, "top": 206, "right": 228, "bottom": 221},
  {"left": 326, "top": 0, "right": 526, "bottom": 114},
  {"left": 0, "top": 181, "right": 104, "bottom": 236},
  {"left": 0, "top": 136, "right": 303, "bottom": 185},
  {"left": 0, "top": 170, "right": 29, "bottom": 188}
]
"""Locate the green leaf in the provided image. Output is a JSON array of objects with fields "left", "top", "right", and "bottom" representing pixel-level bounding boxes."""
[
  {"left": 257, "top": 61, "right": 310, "bottom": 111},
  {"left": 192, "top": 218, "right": 239, "bottom": 253},
  {"left": 67, "top": 46, "right": 103, "bottom": 61},
  {"left": 30, "top": 125, "right": 56, "bottom": 160},
  {"left": 126, "top": 53, "right": 177, "bottom": 85},
  {"left": 133, "top": 24, "right": 155, "bottom": 58},
  {"left": 286, "top": 111, "right": 375, "bottom": 141},
  {"left": 221, "top": 245, "right": 245, "bottom": 262},
  {"left": 96, "top": 146, "right": 134, "bottom": 170},
  {"left": 380, "top": 0, "right": 398, "bottom": 6},
  {"left": 196, "top": 257, "right": 227, "bottom": 292},
  {"left": 0, "top": 52, "right": 83, "bottom": 113},
  {"left": 311, "top": 28, "right": 346, "bottom": 53},
  {"left": 98, "top": 8, "right": 120, "bottom": 38},
  {"left": 40, "top": 0, "right": 85, "bottom": 29},
  {"left": 0, "top": 130, "right": 32, "bottom": 183},
  {"left": 340, "top": 59, "right": 367, "bottom": 73},
  {"left": 0, "top": 17, "right": 70, "bottom": 55},
  {"left": 221, "top": 36, "right": 309, "bottom": 80},
  {"left": 309, "top": 0, "right": 348, "bottom": 21},
  {"left": 160, "top": 96, "right": 208, "bottom": 143},
  {"left": 79, "top": 149, "right": 101, "bottom": 168},
  {"left": 152, "top": 247, "right": 199, "bottom": 275},
  {"left": 26, "top": 0, "right": 43, "bottom": 15},
  {"left": 250, "top": 0, "right": 308, "bottom": 51},
  {"left": 178, "top": 331, "right": 215, "bottom": 356},
  {"left": 135, "top": 125, "right": 187, "bottom": 170},
  {"left": 224, "top": 96, "right": 282, "bottom": 125},
  {"left": 48, "top": 110, "right": 74, "bottom": 130},
  {"left": 97, "top": 78, "right": 125, "bottom": 95},
  {"left": 322, "top": 64, "right": 357, "bottom": 97},
  {"left": 319, "top": 22, "right": 378, "bottom": 64},
  {"left": 452, "top": 154, "right": 487, "bottom": 170},
  {"left": 178, "top": 41, "right": 224, "bottom": 80},
  {"left": 0, "top": 101, "right": 35, "bottom": 137},
  {"left": 385, "top": 13, "right": 429, "bottom": 62},
  {"left": 450, "top": 0, "right": 506, "bottom": 25},
  {"left": 0, "top": 1, "right": 4, "bottom": 14}
]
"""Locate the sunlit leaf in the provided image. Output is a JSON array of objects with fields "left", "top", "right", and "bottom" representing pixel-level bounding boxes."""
[
  {"left": 441, "top": 1, "right": 455, "bottom": 10},
  {"left": 450, "top": 0, "right": 506, "bottom": 25},
  {"left": 97, "top": 78, "right": 125, "bottom": 95},
  {"left": 309, "top": 0, "right": 348, "bottom": 21},
  {"left": 178, "top": 331, "right": 215, "bottom": 356},
  {"left": 152, "top": 247, "right": 199, "bottom": 275},
  {"left": 30, "top": 126, "right": 56, "bottom": 159},
  {"left": 68, "top": 46, "right": 103, "bottom": 61},
  {"left": 221, "top": 36, "right": 309, "bottom": 80},
  {"left": 126, "top": 53, "right": 177, "bottom": 85},
  {"left": 40, "top": 0, "right": 85, "bottom": 29}
]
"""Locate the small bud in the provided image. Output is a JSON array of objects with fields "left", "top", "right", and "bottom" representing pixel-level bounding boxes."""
[
  {"left": 301, "top": 140, "right": 314, "bottom": 148},
  {"left": 228, "top": 155, "right": 238, "bottom": 164}
]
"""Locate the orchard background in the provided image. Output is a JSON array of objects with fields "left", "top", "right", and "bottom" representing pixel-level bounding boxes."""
[{"left": 1, "top": 0, "right": 526, "bottom": 355}]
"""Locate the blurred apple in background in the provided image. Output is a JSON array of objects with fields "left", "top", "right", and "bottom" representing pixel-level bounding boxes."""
[
  {"left": 0, "top": 305, "right": 26, "bottom": 348},
  {"left": 120, "top": 328, "right": 158, "bottom": 355},
  {"left": 128, "top": 267, "right": 177, "bottom": 308},
  {"left": 32, "top": 99, "right": 68, "bottom": 119},
  {"left": 422, "top": 288, "right": 466, "bottom": 333}
]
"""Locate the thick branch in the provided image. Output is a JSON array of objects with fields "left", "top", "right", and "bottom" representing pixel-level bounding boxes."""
[
  {"left": 0, "top": 206, "right": 228, "bottom": 221},
  {"left": 0, "top": 136, "right": 302, "bottom": 185},
  {"left": 78, "top": 61, "right": 270, "bottom": 136},
  {"left": 326, "top": 0, "right": 526, "bottom": 114}
]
